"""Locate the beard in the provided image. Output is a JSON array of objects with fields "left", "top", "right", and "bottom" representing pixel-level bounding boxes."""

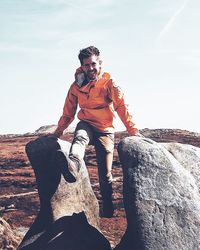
[{"left": 86, "top": 69, "right": 98, "bottom": 80}]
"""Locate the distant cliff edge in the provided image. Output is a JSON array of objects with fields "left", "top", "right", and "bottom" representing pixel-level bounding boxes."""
[{"left": 0, "top": 126, "right": 199, "bottom": 148}]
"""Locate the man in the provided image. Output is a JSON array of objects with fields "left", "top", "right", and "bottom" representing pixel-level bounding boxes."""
[{"left": 54, "top": 46, "right": 141, "bottom": 217}]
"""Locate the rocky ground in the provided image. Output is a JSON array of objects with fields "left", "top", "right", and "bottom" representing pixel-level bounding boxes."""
[{"left": 0, "top": 128, "right": 199, "bottom": 248}]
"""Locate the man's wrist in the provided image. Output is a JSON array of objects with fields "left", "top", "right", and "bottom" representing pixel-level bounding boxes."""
[
  {"left": 128, "top": 128, "right": 144, "bottom": 137},
  {"left": 54, "top": 128, "right": 63, "bottom": 138},
  {"left": 128, "top": 127, "right": 139, "bottom": 136}
]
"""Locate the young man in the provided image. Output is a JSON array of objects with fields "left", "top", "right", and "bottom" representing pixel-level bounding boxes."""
[{"left": 54, "top": 46, "right": 141, "bottom": 217}]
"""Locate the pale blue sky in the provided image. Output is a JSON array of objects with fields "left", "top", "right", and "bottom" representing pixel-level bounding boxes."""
[{"left": 1, "top": 0, "right": 200, "bottom": 134}]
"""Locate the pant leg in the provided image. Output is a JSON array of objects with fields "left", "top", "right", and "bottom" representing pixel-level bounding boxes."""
[
  {"left": 69, "top": 121, "right": 93, "bottom": 166},
  {"left": 94, "top": 133, "right": 114, "bottom": 200}
]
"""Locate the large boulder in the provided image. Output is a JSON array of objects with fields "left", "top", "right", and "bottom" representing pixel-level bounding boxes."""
[
  {"left": 116, "top": 136, "right": 200, "bottom": 250},
  {"left": 0, "top": 217, "right": 22, "bottom": 250},
  {"left": 18, "top": 135, "right": 111, "bottom": 250}
]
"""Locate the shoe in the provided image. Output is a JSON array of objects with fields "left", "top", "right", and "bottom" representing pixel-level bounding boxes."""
[
  {"left": 56, "top": 150, "right": 76, "bottom": 183},
  {"left": 102, "top": 200, "right": 114, "bottom": 218},
  {"left": 60, "top": 156, "right": 80, "bottom": 183}
]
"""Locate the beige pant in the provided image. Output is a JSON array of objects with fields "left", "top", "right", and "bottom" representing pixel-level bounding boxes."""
[{"left": 69, "top": 121, "right": 114, "bottom": 200}]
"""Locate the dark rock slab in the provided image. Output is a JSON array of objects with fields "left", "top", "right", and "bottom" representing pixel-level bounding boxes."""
[{"left": 18, "top": 135, "right": 111, "bottom": 250}]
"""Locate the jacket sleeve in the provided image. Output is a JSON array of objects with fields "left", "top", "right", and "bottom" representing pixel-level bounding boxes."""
[
  {"left": 56, "top": 83, "right": 78, "bottom": 134},
  {"left": 107, "top": 79, "right": 138, "bottom": 135}
]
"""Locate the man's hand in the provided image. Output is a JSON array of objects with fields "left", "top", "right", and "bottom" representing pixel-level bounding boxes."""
[
  {"left": 53, "top": 128, "right": 63, "bottom": 138},
  {"left": 128, "top": 128, "right": 144, "bottom": 137}
]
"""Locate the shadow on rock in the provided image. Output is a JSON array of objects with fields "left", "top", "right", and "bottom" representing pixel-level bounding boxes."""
[{"left": 18, "top": 212, "right": 110, "bottom": 250}]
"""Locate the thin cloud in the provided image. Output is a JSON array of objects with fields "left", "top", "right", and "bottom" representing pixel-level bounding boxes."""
[{"left": 156, "top": 0, "right": 189, "bottom": 42}]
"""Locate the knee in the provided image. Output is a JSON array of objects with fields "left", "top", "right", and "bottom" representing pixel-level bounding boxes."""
[
  {"left": 98, "top": 134, "right": 114, "bottom": 154},
  {"left": 73, "top": 135, "right": 89, "bottom": 146},
  {"left": 105, "top": 147, "right": 114, "bottom": 154},
  {"left": 69, "top": 151, "right": 82, "bottom": 163}
]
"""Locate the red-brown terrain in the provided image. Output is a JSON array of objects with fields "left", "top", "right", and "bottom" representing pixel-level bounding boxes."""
[{"left": 0, "top": 128, "right": 200, "bottom": 248}]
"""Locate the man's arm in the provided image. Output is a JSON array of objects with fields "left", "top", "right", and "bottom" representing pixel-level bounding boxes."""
[
  {"left": 108, "top": 79, "right": 142, "bottom": 136},
  {"left": 54, "top": 84, "right": 78, "bottom": 138}
]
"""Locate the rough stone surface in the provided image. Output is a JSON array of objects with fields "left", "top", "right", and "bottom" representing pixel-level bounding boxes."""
[
  {"left": 17, "top": 135, "right": 111, "bottom": 250},
  {"left": 0, "top": 217, "right": 22, "bottom": 250},
  {"left": 116, "top": 136, "right": 200, "bottom": 250}
]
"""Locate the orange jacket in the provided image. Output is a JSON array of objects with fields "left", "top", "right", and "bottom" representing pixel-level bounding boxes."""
[{"left": 56, "top": 69, "right": 138, "bottom": 135}]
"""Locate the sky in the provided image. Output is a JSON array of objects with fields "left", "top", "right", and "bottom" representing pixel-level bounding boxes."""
[{"left": 1, "top": 0, "right": 200, "bottom": 134}]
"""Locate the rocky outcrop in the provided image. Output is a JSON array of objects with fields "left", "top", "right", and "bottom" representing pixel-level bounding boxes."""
[
  {"left": 17, "top": 135, "right": 111, "bottom": 250},
  {"left": 0, "top": 217, "right": 22, "bottom": 250},
  {"left": 34, "top": 125, "right": 57, "bottom": 134},
  {"left": 141, "top": 128, "right": 200, "bottom": 147},
  {"left": 34, "top": 125, "right": 75, "bottom": 135},
  {"left": 116, "top": 136, "right": 200, "bottom": 250},
  {"left": 1, "top": 128, "right": 199, "bottom": 249}
]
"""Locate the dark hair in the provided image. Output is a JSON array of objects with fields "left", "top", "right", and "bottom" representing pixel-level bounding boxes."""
[{"left": 78, "top": 46, "right": 100, "bottom": 65}]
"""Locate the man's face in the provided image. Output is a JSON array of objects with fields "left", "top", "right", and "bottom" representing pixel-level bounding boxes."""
[{"left": 81, "top": 55, "right": 101, "bottom": 81}]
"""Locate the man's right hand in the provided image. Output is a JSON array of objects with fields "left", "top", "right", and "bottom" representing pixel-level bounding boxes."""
[{"left": 53, "top": 128, "right": 63, "bottom": 138}]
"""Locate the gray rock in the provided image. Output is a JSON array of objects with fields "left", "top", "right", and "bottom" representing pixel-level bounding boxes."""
[
  {"left": 18, "top": 135, "right": 111, "bottom": 250},
  {"left": 116, "top": 137, "right": 200, "bottom": 250}
]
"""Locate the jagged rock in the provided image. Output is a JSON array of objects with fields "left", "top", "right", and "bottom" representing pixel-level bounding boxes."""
[
  {"left": 17, "top": 135, "right": 111, "bottom": 250},
  {"left": 0, "top": 217, "right": 22, "bottom": 250},
  {"left": 116, "top": 137, "right": 200, "bottom": 250},
  {"left": 34, "top": 125, "right": 57, "bottom": 134},
  {"left": 35, "top": 125, "right": 75, "bottom": 134}
]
